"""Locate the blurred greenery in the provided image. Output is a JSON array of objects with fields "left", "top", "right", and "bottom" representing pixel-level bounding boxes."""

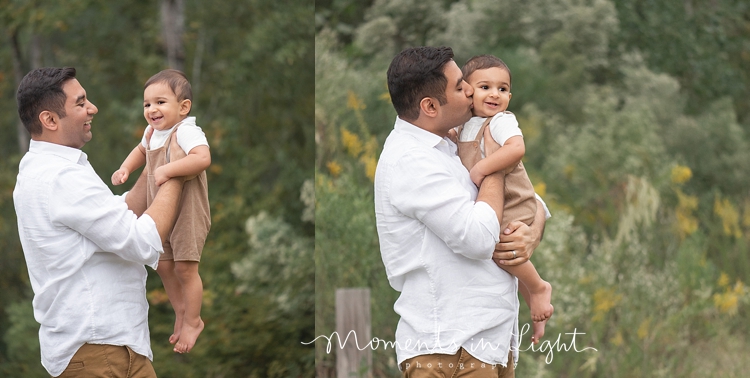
[
  {"left": 1, "top": 0, "right": 313, "bottom": 377},
  {"left": 315, "top": 0, "right": 750, "bottom": 377}
]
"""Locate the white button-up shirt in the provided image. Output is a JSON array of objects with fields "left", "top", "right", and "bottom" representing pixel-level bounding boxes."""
[
  {"left": 375, "top": 117, "right": 521, "bottom": 367},
  {"left": 13, "top": 140, "right": 163, "bottom": 377}
]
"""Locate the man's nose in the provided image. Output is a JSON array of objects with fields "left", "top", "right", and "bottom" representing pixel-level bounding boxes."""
[
  {"left": 463, "top": 81, "right": 473, "bottom": 97},
  {"left": 88, "top": 102, "right": 98, "bottom": 114}
]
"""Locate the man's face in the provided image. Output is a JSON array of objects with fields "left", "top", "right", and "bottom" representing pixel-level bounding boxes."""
[
  {"left": 437, "top": 61, "right": 474, "bottom": 135},
  {"left": 57, "top": 79, "right": 98, "bottom": 149}
]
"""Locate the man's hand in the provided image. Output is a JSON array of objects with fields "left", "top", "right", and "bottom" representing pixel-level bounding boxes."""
[
  {"left": 167, "top": 128, "right": 187, "bottom": 163},
  {"left": 111, "top": 168, "right": 130, "bottom": 185},
  {"left": 492, "top": 220, "right": 539, "bottom": 266}
]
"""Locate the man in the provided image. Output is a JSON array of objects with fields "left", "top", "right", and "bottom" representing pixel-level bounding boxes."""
[
  {"left": 14, "top": 67, "right": 186, "bottom": 377},
  {"left": 374, "top": 46, "right": 548, "bottom": 377}
]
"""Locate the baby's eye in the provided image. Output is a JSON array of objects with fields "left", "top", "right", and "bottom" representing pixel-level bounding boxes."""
[{"left": 481, "top": 85, "right": 489, "bottom": 90}]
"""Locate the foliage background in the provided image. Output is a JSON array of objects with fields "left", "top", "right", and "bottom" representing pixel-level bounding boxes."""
[
  {"left": 315, "top": 0, "right": 750, "bottom": 377},
  {"left": 0, "top": 1, "right": 314, "bottom": 377}
]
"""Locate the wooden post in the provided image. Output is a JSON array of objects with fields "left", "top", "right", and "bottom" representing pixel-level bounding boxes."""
[{"left": 336, "top": 288, "right": 372, "bottom": 378}]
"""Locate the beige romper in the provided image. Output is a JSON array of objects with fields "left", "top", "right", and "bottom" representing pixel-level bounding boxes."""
[
  {"left": 456, "top": 117, "right": 537, "bottom": 229},
  {"left": 146, "top": 126, "right": 211, "bottom": 261}
]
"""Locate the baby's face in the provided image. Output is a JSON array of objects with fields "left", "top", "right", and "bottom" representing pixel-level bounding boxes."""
[
  {"left": 143, "top": 82, "right": 189, "bottom": 130},
  {"left": 467, "top": 67, "right": 512, "bottom": 118}
]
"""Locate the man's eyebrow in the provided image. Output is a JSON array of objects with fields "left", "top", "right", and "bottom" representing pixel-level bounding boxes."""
[
  {"left": 75, "top": 94, "right": 86, "bottom": 103},
  {"left": 456, "top": 76, "right": 464, "bottom": 88}
]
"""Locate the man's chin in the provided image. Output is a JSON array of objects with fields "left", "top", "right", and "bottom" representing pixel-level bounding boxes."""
[{"left": 460, "top": 112, "right": 472, "bottom": 124}]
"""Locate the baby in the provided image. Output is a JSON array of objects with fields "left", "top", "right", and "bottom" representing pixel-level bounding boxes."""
[
  {"left": 455, "top": 55, "right": 553, "bottom": 344},
  {"left": 112, "top": 69, "right": 211, "bottom": 353}
]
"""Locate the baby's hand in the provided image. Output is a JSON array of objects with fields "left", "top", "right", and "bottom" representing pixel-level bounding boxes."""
[
  {"left": 111, "top": 168, "right": 130, "bottom": 185},
  {"left": 154, "top": 166, "right": 170, "bottom": 186},
  {"left": 469, "top": 165, "right": 487, "bottom": 187}
]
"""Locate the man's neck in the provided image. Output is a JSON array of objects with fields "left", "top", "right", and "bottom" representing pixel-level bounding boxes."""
[{"left": 408, "top": 117, "right": 450, "bottom": 138}]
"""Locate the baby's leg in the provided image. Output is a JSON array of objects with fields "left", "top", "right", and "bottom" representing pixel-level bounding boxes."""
[
  {"left": 502, "top": 261, "right": 553, "bottom": 321},
  {"left": 173, "top": 261, "right": 204, "bottom": 353},
  {"left": 156, "top": 259, "right": 185, "bottom": 345}
]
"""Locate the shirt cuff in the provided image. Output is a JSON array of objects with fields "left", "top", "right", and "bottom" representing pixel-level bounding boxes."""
[
  {"left": 136, "top": 214, "right": 163, "bottom": 270},
  {"left": 473, "top": 200, "right": 501, "bottom": 259},
  {"left": 535, "top": 193, "right": 552, "bottom": 219}
]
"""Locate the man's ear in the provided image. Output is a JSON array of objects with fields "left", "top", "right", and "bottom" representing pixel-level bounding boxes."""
[
  {"left": 179, "top": 99, "right": 192, "bottom": 116},
  {"left": 38, "top": 110, "right": 59, "bottom": 132},
  {"left": 418, "top": 97, "right": 439, "bottom": 119}
]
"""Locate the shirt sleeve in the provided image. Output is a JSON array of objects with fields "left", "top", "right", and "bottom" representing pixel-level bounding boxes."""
[
  {"left": 389, "top": 148, "right": 500, "bottom": 260},
  {"left": 140, "top": 126, "right": 151, "bottom": 149},
  {"left": 48, "top": 165, "right": 162, "bottom": 269},
  {"left": 489, "top": 112, "right": 522, "bottom": 146},
  {"left": 176, "top": 124, "right": 209, "bottom": 154}
]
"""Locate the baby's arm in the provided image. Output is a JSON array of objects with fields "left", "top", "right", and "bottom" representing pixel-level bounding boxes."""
[
  {"left": 153, "top": 145, "right": 210, "bottom": 186},
  {"left": 112, "top": 144, "right": 147, "bottom": 185},
  {"left": 470, "top": 135, "right": 525, "bottom": 187}
]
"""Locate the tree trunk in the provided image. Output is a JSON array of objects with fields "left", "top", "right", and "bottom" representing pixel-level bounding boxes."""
[
  {"left": 160, "top": 0, "right": 185, "bottom": 71},
  {"left": 10, "top": 29, "right": 30, "bottom": 155}
]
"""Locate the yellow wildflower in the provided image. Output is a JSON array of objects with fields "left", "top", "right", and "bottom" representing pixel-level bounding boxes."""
[
  {"left": 670, "top": 165, "right": 692, "bottom": 185},
  {"left": 327, "top": 161, "right": 342, "bottom": 178},
  {"left": 718, "top": 272, "right": 730, "bottom": 288},
  {"left": 610, "top": 331, "right": 624, "bottom": 346},
  {"left": 714, "top": 197, "right": 741, "bottom": 238},
  {"left": 533, "top": 182, "right": 547, "bottom": 197},
  {"left": 592, "top": 288, "right": 622, "bottom": 322},
  {"left": 347, "top": 91, "right": 366, "bottom": 111},
  {"left": 675, "top": 189, "right": 698, "bottom": 238},
  {"left": 637, "top": 318, "right": 651, "bottom": 340},
  {"left": 341, "top": 128, "right": 363, "bottom": 158},
  {"left": 360, "top": 155, "right": 377, "bottom": 182}
]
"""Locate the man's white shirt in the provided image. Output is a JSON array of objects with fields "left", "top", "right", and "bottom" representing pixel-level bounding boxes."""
[
  {"left": 14, "top": 140, "right": 163, "bottom": 376},
  {"left": 374, "top": 117, "right": 521, "bottom": 367}
]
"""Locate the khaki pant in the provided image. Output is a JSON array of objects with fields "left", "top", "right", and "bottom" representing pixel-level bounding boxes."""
[
  {"left": 55, "top": 343, "right": 156, "bottom": 378},
  {"left": 400, "top": 348, "right": 514, "bottom": 378}
]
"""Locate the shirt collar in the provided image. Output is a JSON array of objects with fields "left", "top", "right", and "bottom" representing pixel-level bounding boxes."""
[
  {"left": 394, "top": 117, "right": 457, "bottom": 155},
  {"left": 29, "top": 140, "right": 88, "bottom": 165}
]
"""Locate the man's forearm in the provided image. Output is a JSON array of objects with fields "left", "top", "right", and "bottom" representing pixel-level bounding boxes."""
[
  {"left": 144, "top": 177, "right": 183, "bottom": 242},
  {"left": 476, "top": 171, "right": 505, "bottom": 226},
  {"left": 125, "top": 169, "right": 148, "bottom": 216}
]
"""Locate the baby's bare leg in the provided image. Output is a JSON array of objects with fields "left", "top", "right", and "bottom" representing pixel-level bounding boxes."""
[
  {"left": 502, "top": 261, "right": 553, "bottom": 322},
  {"left": 173, "top": 261, "right": 204, "bottom": 353},
  {"left": 156, "top": 260, "right": 185, "bottom": 345}
]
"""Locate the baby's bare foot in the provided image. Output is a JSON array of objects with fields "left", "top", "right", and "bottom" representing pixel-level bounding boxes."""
[
  {"left": 174, "top": 318, "right": 204, "bottom": 353},
  {"left": 529, "top": 280, "right": 554, "bottom": 322},
  {"left": 530, "top": 308, "right": 551, "bottom": 344},
  {"left": 169, "top": 317, "right": 183, "bottom": 345}
]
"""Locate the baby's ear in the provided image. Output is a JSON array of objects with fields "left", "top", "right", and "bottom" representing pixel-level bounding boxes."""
[{"left": 179, "top": 99, "right": 192, "bottom": 115}]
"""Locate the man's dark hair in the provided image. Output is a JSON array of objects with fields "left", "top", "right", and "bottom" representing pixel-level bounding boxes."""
[
  {"left": 387, "top": 46, "right": 455, "bottom": 121},
  {"left": 17, "top": 67, "right": 77, "bottom": 136},
  {"left": 462, "top": 54, "right": 512, "bottom": 89}
]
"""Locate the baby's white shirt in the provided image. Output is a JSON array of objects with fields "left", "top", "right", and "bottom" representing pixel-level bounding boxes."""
[{"left": 140, "top": 116, "right": 209, "bottom": 153}]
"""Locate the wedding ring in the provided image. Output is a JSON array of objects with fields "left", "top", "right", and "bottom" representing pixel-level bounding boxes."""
[{"left": 512, "top": 250, "right": 517, "bottom": 258}]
